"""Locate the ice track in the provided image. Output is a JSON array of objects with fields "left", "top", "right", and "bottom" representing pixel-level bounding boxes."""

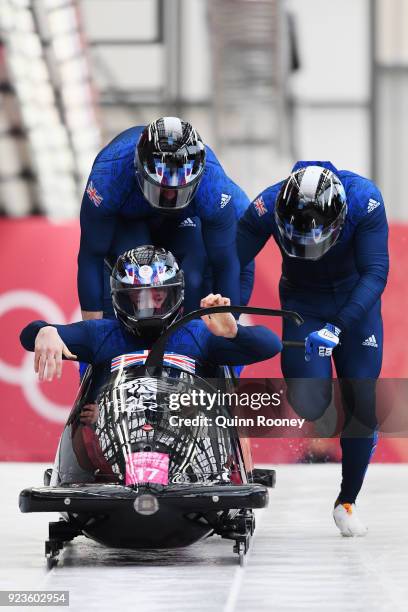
[{"left": 1, "top": 463, "right": 408, "bottom": 612}]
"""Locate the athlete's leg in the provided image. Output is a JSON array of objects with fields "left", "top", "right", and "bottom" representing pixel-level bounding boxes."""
[
  {"left": 281, "top": 312, "right": 333, "bottom": 421},
  {"left": 333, "top": 300, "right": 383, "bottom": 504}
]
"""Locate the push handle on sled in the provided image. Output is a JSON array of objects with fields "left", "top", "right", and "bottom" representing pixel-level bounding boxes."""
[
  {"left": 144, "top": 305, "right": 304, "bottom": 370},
  {"left": 282, "top": 339, "right": 342, "bottom": 348},
  {"left": 282, "top": 340, "right": 305, "bottom": 348}
]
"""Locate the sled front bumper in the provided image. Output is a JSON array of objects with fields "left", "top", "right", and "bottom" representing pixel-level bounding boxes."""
[{"left": 19, "top": 483, "right": 268, "bottom": 514}]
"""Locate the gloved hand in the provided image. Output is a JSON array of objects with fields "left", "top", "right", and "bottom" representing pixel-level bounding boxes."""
[{"left": 305, "top": 323, "right": 341, "bottom": 361}]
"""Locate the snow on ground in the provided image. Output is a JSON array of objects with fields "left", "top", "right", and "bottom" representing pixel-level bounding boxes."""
[{"left": 1, "top": 463, "right": 407, "bottom": 612}]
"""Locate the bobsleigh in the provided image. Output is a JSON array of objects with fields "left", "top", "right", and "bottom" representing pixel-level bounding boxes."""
[{"left": 19, "top": 305, "right": 303, "bottom": 567}]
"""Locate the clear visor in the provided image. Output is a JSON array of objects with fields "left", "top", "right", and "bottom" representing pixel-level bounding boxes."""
[{"left": 115, "top": 285, "right": 182, "bottom": 319}]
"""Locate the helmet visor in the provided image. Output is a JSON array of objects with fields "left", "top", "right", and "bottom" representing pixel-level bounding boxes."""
[
  {"left": 138, "top": 176, "right": 199, "bottom": 210},
  {"left": 135, "top": 142, "right": 205, "bottom": 210},
  {"left": 275, "top": 213, "right": 345, "bottom": 260},
  {"left": 114, "top": 285, "right": 183, "bottom": 320}
]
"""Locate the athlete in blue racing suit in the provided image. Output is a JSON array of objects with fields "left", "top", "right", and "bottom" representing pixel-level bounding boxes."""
[
  {"left": 78, "top": 118, "right": 252, "bottom": 319},
  {"left": 237, "top": 161, "right": 389, "bottom": 536},
  {"left": 20, "top": 310, "right": 280, "bottom": 378},
  {"left": 22, "top": 247, "right": 281, "bottom": 384}
]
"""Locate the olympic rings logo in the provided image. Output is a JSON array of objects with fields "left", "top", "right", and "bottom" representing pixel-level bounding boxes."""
[{"left": 0, "top": 290, "right": 81, "bottom": 424}]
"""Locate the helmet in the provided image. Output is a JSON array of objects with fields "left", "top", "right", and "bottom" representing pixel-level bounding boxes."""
[
  {"left": 275, "top": 165, "right": 347, "bottom": 260},
  {"left": 135, "top": 117, "right": 206, "bottom": 211},
  {"left": 111, "top": 246, "right": 184, "bottom": 338}
]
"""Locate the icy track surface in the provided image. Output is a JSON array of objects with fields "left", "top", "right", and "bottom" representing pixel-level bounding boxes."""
[{"left": 1, "top": 463, "right": 408, "bottom": 612}]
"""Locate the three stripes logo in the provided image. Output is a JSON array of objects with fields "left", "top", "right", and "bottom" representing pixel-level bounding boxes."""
[
  {"left": 362, "top": 335, "right": 378, "bottom": 348},
  {"left": 220, "top": 193, "right": 231, "bottom": 208},
  {"left": 367, "top": 198, "right": 381, "bottom": 213},
  {"left": 179, "top": 217, "right": 197, "bottom": 228}
]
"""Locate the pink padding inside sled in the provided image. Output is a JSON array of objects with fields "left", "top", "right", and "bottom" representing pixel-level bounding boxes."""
[{"left": 125, "top": 452, "right": 169, "bottom": 485}]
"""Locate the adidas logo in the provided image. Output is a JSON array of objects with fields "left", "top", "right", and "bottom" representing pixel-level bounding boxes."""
[
  {"left": 179, "top": 217, "right": 196, "bottom": 228},
  {"left": 362, "top": 335, "right": 378, "bottom": 348},
  {"left": 220, "top": 193, "right": 231, "bottom": 208},
  {"left": 367, "top": 198, "right": 381, "bottom": 213}
]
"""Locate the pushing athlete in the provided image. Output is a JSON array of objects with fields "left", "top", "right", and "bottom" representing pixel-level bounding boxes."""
[
  {"left": 237, "top": 162, "right": 389, "bottom": 536},
  {"left": 78, "top": 117, "right": 253, "bottom": 320}
]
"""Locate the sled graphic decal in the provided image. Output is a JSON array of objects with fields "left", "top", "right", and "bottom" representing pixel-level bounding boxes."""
[{"left": 125, "top": 451, "right": 169, "bottom": 485}]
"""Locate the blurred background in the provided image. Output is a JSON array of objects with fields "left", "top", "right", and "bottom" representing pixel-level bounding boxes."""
[{"left": 0, "top": 0, "right": 407, "bottom": 462}]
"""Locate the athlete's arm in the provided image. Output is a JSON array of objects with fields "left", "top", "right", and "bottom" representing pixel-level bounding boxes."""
[
  {"left": 201, "top": 204, "right": 241, "bottom": 305},
  {"left": 236, "top": 191, "right": 276, "bottom": 267},
  {"left": 229, "top": 185, "right": 256, "bottom": 306},
  {"left": 197, "top": 168, "right": 243, "bottom": 304},
  {"left": 78, "top": 186, "right": 117, "bottom": 320},
  {"left": 240, "top": 260, "right": 255, "bottom": 306},
  {"left": 78, "top": 150, "right": 137, "bottom": 319},
  {"left": 333, "top": 191, "right": 389, "bottom": 331},
  {"left": 20, "top": 320, "right": 95, "bottom": 380},
  {"left": 79, "top": 128, "right": 144, "bottom": 319},
  {"left": 200, "top": 294, "right": 238, "bottom": 337},
  {"left": 207, "top": 324, "right": 282, "bottom": 366},
  {"left": 200, "top": 294, "right": 282, "bottom": 365}
]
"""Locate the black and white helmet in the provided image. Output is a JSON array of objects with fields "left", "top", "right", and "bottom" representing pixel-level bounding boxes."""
[
  {"left": 111, "top": 246, "right": 184, "bottom": 338},
  {"left": 275, "top": 165, "right": 347, "bottom": 260},
  {"left": 135, "top": 117, "right": 206, "bottom": 212}
]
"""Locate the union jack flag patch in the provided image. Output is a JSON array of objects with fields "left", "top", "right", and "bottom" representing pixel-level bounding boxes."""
[
  {"left": 111, "top": 351, "right": 195, "bottom": 374},
  {"left": 86, "top": 181, "right": 103, "bottom": 207},
  {"left": 253, "top": 196, "right": 267, "bottom": 217}
]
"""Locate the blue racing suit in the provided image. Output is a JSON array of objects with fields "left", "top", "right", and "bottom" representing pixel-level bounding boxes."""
[
  {"left": 78, "top": 126, "right": 247, "bottom": 315},
  {"left": 20, "top": 319, "right": 283, "bottom": 373},
  {"left": 237, "top": 161, "right": 389, "bottom": 503},
  {"left": 202, "top": 191, "right": 255, "bottom": 306}
]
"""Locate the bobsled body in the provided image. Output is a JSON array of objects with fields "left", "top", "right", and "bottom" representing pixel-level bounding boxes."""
[{"left": 19, "top": 357, "right": 269, "bottom": 562}]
